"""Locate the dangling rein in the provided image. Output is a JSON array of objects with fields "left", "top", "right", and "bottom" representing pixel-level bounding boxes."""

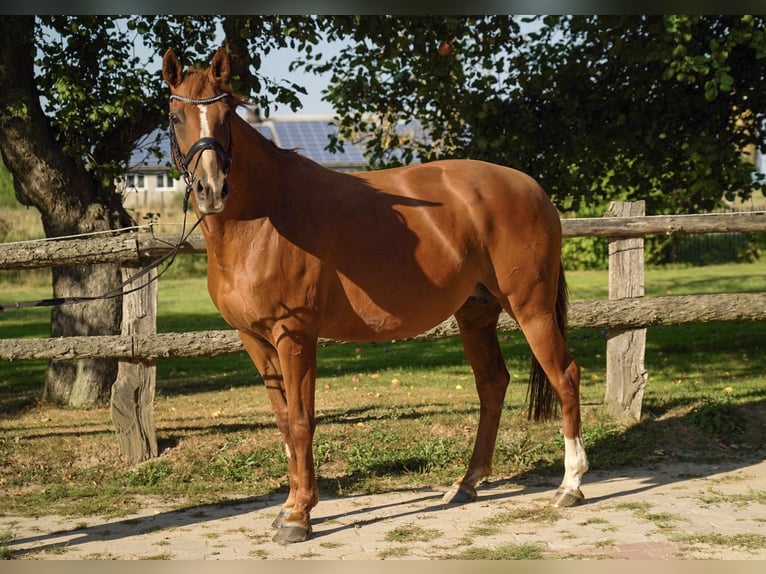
[{"left": 0, "top": 214, "right": 204, "bottom": 313}]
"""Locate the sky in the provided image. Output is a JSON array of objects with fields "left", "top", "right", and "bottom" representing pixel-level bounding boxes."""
[
  {"left": 142, "top": 23, "right": 343, "bottom": 117},
  {"left": 128, "top": 21, "right": 340, "bottom": 117},
  {"left": 256, "top": 41, "right": 341, "bottom": 117}
]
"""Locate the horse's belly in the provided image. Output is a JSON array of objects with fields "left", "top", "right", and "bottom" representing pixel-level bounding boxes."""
[
  {"left": 319, "top": 312, "right": 450, "bottom": 342},
  {"left": 318, "top": 276, "right": 474, "bottom": 342}
]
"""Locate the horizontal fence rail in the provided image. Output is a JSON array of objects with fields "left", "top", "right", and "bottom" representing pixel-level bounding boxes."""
[
  {"left": 1, "top": 293, "right": 764, "bottom": 362},
  {"left": 2, "top": 211, "right": 764, "bottom": 270},
  {"left": 561, "top": 210, "right": 766, "bottom": 238}
]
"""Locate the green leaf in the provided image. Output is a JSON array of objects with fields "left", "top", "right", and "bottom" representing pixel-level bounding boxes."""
[
  {"left": 719, "top": 73, "right": 734, "bottom": 92},
  {"left": 704, "top": 80, "right": 718, "bottom": 101}
]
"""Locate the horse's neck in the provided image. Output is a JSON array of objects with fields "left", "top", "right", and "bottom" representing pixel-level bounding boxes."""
[
  {"left": 198, "top": 113, "right": 307, "bottom": 247},
  {"left": 227, "top": 114, "right": 336, "bottom": 217},
  {"left": 200, "top": 115, "right": 279, "bottom": 229},
  {"left": 230, "top": 114, "right": 282, "bottom": 207},
  {"left": 199, "top": 113, "right": 340, "bottom": 249}
]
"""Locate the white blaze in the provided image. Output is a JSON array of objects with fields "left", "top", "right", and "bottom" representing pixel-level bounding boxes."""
[
  {"left": 198, "top": 104, "right": 211, "bottom": 137},
  {"left": 197, "top": 105, "right": 217, "bottom": 176}
]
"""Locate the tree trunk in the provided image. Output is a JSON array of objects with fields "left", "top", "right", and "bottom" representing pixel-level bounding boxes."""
[
  {"left": 0, "top": 16, "right": 130, "bottom": 406},
  {"left": 42, "top": 264, "right": 122, "bottom": 406}
]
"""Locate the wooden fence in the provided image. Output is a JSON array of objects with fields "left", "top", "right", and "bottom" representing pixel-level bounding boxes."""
[{"left": 1, "top": 204, "right": 765, "bottom": 463}]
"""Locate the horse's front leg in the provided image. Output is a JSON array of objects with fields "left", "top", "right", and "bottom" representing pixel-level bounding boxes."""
[
  {"left": 238, "top": 333, "right": 299, "bottom": 531},
  {"left": 270, "top": 332, "right": 319, "bottom": 544}
]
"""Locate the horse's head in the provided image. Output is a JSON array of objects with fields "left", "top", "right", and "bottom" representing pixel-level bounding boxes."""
[{"left": 162, "top": 47, "right": 233, "bottom": 215}]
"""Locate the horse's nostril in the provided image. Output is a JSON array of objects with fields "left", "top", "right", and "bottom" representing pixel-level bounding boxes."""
[{"left": 194, "top": 179, "right": 207, "bottom": 198}]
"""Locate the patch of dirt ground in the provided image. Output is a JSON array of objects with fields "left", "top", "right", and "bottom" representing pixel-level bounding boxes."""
[{"left": 2, "top": 459, "right": 765, "bottom": 560}]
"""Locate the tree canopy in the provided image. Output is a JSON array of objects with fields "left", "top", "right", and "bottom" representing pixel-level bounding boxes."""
[
  {"left": 307, "top": 15, "right": 766, "bottom": 215},
  {"left": 7, "top": 15, "right": 765, "bottom": 218},
  {"left": 8, "top": 16, "right": 321, "bottom": 197}
]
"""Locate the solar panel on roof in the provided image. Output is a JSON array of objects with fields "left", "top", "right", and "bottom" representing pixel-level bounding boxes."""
[
  {"left": 254, "top": 124, "right": 275, "bottom": 141},
  {"left": 127, "top": 117, "right": 369, "bottom": 173},
  {"left": 273, "top": 120, "right": 366, "bottom": 164},
  {"left": 128, "top": 131, "right": 172, "bottom": 168}
]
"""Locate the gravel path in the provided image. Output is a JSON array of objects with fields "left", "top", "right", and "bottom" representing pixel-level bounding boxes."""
[{"left": 3, "top": 459, "right": 765, "bottom": 560}]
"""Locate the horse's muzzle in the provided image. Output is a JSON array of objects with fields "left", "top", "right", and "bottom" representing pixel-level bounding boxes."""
[{"left": 195, "top": 179, "right": 229, "bottom": 214}]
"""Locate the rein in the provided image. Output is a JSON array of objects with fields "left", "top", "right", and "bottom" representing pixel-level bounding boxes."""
[{"left": 0, "top": 214, "right": 205, "bottom": 313}]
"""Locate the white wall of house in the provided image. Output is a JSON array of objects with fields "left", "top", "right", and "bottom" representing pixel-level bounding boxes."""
[{"left": 119, "top": 168, "right": 185, "bottom": 209}]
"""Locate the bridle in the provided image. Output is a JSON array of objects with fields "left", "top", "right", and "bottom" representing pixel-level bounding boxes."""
[{"left": 168, "top": 92, "right": 233, "bottom": 211}]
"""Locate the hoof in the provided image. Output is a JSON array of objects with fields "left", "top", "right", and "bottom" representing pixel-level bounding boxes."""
[
  {"left": 442, "top": 481, "right": 477, "bottom": 504},
  {"left": 272, "top": 522, "right": 312, "bottom": 545},
  {"left": 551, "top": 488, "right": 584, "bottom": 508},
  {"left": 271, "top": 508, "right": 291, "bottom": 529}
]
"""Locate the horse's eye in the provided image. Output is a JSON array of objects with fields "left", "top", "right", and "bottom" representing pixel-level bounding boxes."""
[{"left": 169, "top": 113, "right": 180, "bottom": 125}]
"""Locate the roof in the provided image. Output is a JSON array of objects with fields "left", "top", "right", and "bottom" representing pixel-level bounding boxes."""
[
  {"left": 128, "top": 115, "right": 367, "bottom": 172},
  {"left": 257, "top": 117, "right": 367, "bottom": 166}
]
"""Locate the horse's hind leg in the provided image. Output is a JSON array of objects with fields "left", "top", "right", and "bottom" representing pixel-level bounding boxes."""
[
  {"left": 511, "top": 296, "right": 589, "bottom": 507},
  {"left": 443, "top": 288, "right": 509, "bottom": 504}
]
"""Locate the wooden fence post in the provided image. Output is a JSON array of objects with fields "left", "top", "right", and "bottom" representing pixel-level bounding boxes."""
[
  {"left": 110, "top": 263, "right": 158, "bottom": 464},
  {"left": 604, "top": 201, "right": 648, "bottom": 421}
]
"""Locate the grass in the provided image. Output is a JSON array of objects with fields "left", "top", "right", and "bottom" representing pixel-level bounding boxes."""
[
  {"left": 468, "top": 505, "right": 562, "bottom": 537},
  {"left": 694, "top": 487, "right": 766, "bottom": 508},
  {"left": 383, "top": 524, "right": 442, "bottom": 543},
  {"left": 613, "top": 500, "right": 686, "bottom": 530},
  {"left": 449, "top": 542, "right": 547, "bottom": 560},
  {"left": 670, "top": 532, "right": 766, "bottom": 554},
  {"left": 565, "top": 259, "right": 766, "bottom": 300},
  {"left": 0, "top": 530, "right": 13, "bottom": 560},
  {"left": 0, "top": 261, "right": 764, "bottom": 522}
]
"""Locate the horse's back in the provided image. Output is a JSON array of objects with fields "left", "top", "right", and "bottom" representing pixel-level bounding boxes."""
[
  {"left": 350, "top": 158, "right": 561, "bottom": 248},
  {"left": 354, "top": 158, "right": 554, "bottom": 213},
  {"left": 373, "top": 158, "right": 563, "bottom": 294}
]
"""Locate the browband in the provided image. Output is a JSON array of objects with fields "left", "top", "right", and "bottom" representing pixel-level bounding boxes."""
[{"left": 169, "top": 93, "right": 229, "bottom": 105}]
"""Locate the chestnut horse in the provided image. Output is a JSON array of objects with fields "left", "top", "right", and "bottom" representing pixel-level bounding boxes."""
[{"left": 162, "top": 47, "right": 589, "bottom": 544}]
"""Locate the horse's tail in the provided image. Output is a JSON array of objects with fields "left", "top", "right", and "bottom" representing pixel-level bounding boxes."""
[{"left": 526, "top": 262, "right": 568, "bottom": 422}]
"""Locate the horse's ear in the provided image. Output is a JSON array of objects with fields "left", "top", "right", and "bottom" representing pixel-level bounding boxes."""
[
  {"left": 162, "top": 48, "right": 184, "bottom": 88},
  {"left": 209, "top": 47, "right": 230, "bottom": 84}
]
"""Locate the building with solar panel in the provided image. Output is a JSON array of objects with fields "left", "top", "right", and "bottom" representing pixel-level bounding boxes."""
[{"left": 120, "top": 114, "right": 369, "bottom": 209}]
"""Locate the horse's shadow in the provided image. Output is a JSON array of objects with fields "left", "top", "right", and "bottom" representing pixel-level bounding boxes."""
[
  {"left": 8, "top": 398, "right": 765, "bottom": 555},
  {"left": 7, "top": 482, "right": 539, "bottom": 555},
  {"left": 6, "top": 461, "right": 752, "bottom": 556}
]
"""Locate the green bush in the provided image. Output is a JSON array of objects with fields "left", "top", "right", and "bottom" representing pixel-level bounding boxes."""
[
  {"left": 647, "top": 233, "right": 761, "bottom": 266},
  {"left": 560, "top": 197, "right": 763, "bottom": 269},
  {"left": 562, "top": 235, "right": 609, "bottom": 270},
  {"left": 560, "top": 202, "right": 610, "bottom": 270}
]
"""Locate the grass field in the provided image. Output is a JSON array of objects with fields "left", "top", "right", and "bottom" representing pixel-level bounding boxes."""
[{"left": 0, "top": 260, "right": 764, "bottom": 521}]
